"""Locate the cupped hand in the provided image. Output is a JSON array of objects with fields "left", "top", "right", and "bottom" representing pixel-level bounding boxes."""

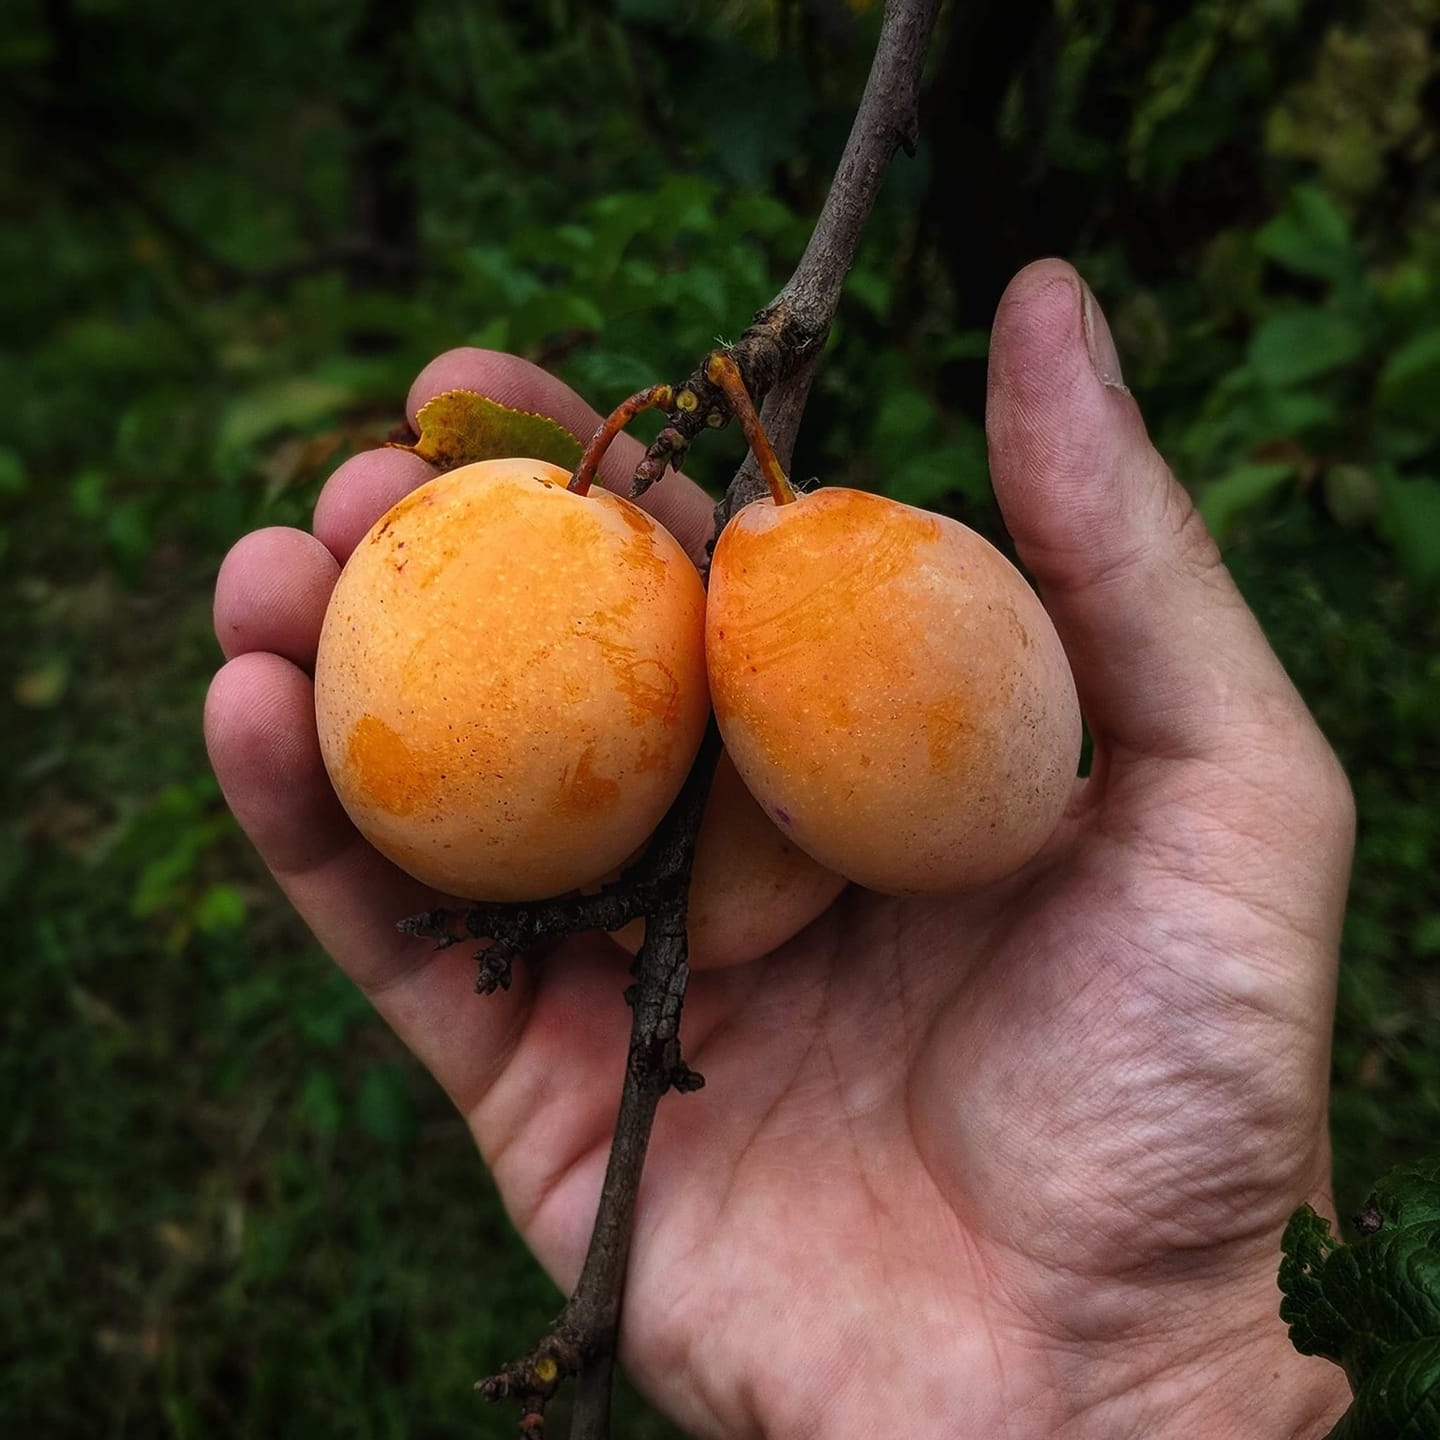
[{"left": 206, "top": 261, "right": 1355, "bottom": 1439}]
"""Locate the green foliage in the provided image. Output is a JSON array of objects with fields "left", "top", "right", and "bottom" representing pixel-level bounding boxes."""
[
  {"left": 1280, "top": 1160, "right": 1440, "bottom": 1437},
  {"left": 2, "top": 0, "right": 1437, "bottom": 1434},
  {"left": 1172, "top": 186, "right": 1440, "bottom": 588}
]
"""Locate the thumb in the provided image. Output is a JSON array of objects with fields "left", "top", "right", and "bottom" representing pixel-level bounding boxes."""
[{"left": 985, "top": 259, "right": 1315, "bottom": 771}]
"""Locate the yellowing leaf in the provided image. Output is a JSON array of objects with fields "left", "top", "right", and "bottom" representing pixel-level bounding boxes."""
[{"left": 391, "top": 390, "right": 583, "bottom": 473}]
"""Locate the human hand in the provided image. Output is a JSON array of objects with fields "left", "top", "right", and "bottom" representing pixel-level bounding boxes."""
[{"left": 206, "top": 259, "right": 1355, "bottom": 1438}]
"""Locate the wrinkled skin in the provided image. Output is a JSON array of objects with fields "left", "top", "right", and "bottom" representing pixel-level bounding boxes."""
[{"left": 207, "top": 261, "right": 1354, "bottom": 1438}]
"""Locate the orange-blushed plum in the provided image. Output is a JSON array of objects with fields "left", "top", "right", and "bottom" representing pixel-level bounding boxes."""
[
  {"left": 613, "top": 748, "right": 847, "bottom": 969},
  {"left": 706, "top": 487, "right": 1080, "bottom": 895},
  {"left": 315, "top": 458, "right": 710, "bottom": 902}
]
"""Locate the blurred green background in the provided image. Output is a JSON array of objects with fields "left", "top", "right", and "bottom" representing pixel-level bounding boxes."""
[{"left": 3, "top": 0, "right": 1437, "bottom": 1434}]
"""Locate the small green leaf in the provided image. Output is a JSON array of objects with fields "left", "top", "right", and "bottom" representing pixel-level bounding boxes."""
[
  {"left": 938, "top": 330, "right": 991, "bottom": 362},
  {"left": 219, "top": 377, "right": 354, "bottom": 456},
  {"left": 1256, "top": 388, "right": 1337, "bottom": 443},
  {"left": 392, "top": 390, "right": 584, "bottom": 473},
  {"left": 1377, "top": 331, "right": 1440, "bottom": 425},
  {"left": 1256, "top": 185, "right": 1356, "bottom": 285},
  {"left": 0, "top": 447, "right": 26, "bottom": 497},
  {"left": 105, "top": 499, "right": 153, "bottom": 579},
  {"left": 297, "top": 1070, "right": 343, "bottom": 1138},
  {"left": 1413, "top": 915, "right": 1440, "bottom": 958},
  {"left": 678, "top": 263, "right": 730, "bottom": 324},
  {"left": 564, "top": 351, "right": 663, "bottom": 401},
  {"left": 1250, "top": 311, "right": 1366, "bottom": 388},
  {"left": 356, "top": 1064, "right": 416, "bottom": 1148},
  {"left": 194, "top": 884, "right": 246, "bottom": 934},
  {"left": 869, "top": 388, "right": 941, "bottom": 459},
  {"left": 70, "top": 469, "right": 107, "bottom": 520},
  {"left": 886, "top": 436, "right": 991, "bottom": 509},
  {"left": 294, "top": 971, "right": 371, "bottom": 1049},
  {"left": 846, "top": 267, "right": 892, "bottom": 318},
  {"left": 1376, "top": 474, "right": 1440, "bottom": 589},
  {"left": 725, "top": 193, "right": 798, "bottom": 239},
  {"left": 1197, "top": 461, "right": 1296, "bottom": 540}
]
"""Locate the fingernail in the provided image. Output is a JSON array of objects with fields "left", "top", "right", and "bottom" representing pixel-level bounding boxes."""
[{"left": 1081, "top": 280, "right": 1127, "bottom": 392}]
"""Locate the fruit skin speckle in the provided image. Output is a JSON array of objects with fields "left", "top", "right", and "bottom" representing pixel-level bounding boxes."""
[
  {"left": 315, "top": 458, "right": 709, "bottom": 902},
  {"left": 706, "top": 487, "right": 1081, "bottom": 895}
]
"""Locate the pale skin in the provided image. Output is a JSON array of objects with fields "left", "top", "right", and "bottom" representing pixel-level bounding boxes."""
[{"left": 206, "top": 260, "right": 1356, "bottom": 1438}]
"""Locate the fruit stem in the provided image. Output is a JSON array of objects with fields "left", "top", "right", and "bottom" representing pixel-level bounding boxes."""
[
  {"left": 570, "top": 384, "right": 676, "bottom": 495},
  {"left": 703, "top": 353, "right": 797, "bottom": 506}
]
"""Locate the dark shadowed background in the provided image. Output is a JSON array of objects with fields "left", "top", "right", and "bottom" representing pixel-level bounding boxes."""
[{"left": 2, "top": 0, "right": 1437, "bottom": 1434}]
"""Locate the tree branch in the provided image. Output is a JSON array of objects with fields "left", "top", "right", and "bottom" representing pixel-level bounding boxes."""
[
  {"left": 631, "top": 0, "right": 942, "bottom": 506},
  {"left": 457, "top": 722, "right": 723, "bottom": 1433},
  {"left": 443, "top": 5, "right": 940, "bottom": 1434}
]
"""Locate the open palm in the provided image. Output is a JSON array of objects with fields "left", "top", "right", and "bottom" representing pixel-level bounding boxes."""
[{"left": 207, "top": 261, "right": 1354, "bottom": 1438}]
